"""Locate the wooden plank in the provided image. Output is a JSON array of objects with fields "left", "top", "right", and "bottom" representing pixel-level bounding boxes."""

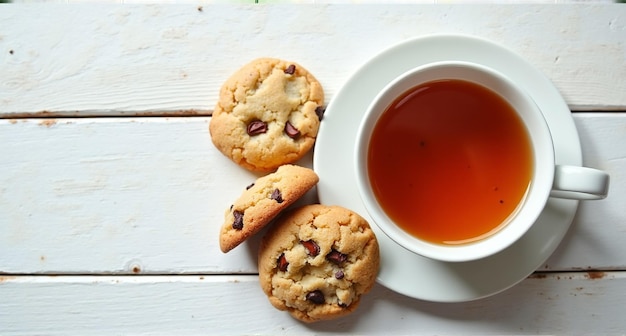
[
  {"left": 0, "top": 117, "right": 315, "bottom": 274},
  {"left": 0, "top": 114, "right": 624, "bottom": 274},
  {"left": 1, "top": 5, "right": 625, "bottom": 116},
  {"left": 543, "top": 114, "right": 626, "bottom": 271},
  {"left": 1, "top": 272, "right": 625, "bottom": 334}
]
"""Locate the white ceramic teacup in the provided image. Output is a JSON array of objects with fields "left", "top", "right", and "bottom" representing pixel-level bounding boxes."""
[{"left": 355, "top": 61, "right": 610, "bottom": 263}]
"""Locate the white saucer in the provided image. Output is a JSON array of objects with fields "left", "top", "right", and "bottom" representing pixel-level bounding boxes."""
[{"left": 313, "top": 34, "right": 581, "bottom": 302}]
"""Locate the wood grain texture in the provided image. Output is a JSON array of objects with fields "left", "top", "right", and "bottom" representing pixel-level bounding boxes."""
[
  {"left": 0, "top": 117, "right": 314, "bottom": 274},
  {"left": 543, "top": 114, "right": 626, "bottom": 271},
  {"left": 1, "top": 114, "right": 624, "bottom": 275},
  {"left": 1, "top": 273, "right": 625, "bottom": 335},
  {"left": 1, "top": 5, "right": 625, "bottom": 116}
]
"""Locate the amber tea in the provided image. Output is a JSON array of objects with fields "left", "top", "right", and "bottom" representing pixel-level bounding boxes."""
[{"left": 367, "top": 79, "right": 533, "bottom": 245}]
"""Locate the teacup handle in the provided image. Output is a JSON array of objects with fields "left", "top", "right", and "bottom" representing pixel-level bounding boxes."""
[{"left": 550, "top": 165, "right": 610, "bottom": 200}]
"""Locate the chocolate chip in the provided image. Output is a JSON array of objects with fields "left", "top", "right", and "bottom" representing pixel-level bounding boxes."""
[
  {"left": 315, "top": 106, "right": 325, "bottom": 121},
  {"left": 301, "top": 240, "right": 320, "bottom": 257},
  {"left": 306, "top": 290, "right": 325, "bottom": 304},
  {"left": 232, "top": 210, "right": 244, "bottom": 230},
  {"left": 277, "top": 253, "right": 289, "bottom": 272},
  {"left": 246, "top": 120, "right": 267, "bottom": 136},
  {"left": 335, "top": 270, "right": 344, "bottom": 279},
  {"left": 338, "top": 302, "right": 348, "bottom": 308},
  {"left": 284, "top": 64, "right": 296, "bottom": 75},
  {"left": 270, "top": 188, "right": 283, "bottom": 203},
  {"left": 284, "top": 121, "right": 300, "bottom": 139},
  {"left": 326, "top": 250, "right": 348, "bottom": 264},
  {"left": 246, "top": 182, "right": 255, "bottom": 190}
]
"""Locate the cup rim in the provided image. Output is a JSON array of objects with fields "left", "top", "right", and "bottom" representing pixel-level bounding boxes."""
[{"left": 354, "top": 60, "right": 555, "bottom": 263}]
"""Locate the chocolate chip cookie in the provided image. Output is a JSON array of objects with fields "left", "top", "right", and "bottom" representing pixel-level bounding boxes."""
[
  {"left": 259, "top": 204, "right": 380, "bottom": 323},
  {"left": 209, "top": 58, "right": 324, "bottom": 172},
  {"left": 219, "top": 165, "right": 319, "bottom": 253}
]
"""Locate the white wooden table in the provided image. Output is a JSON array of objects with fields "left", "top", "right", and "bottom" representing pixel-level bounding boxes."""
[{"left": 1, "top": 4, "right": 626, "bottom": 335}]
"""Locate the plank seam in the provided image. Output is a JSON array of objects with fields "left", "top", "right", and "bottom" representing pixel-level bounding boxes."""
[
  {"left": 2, "top": 270, "right": 625, "bottom": 277},
  {"left": 3, "top": 110, "right": 626, "bottom": 119}
]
